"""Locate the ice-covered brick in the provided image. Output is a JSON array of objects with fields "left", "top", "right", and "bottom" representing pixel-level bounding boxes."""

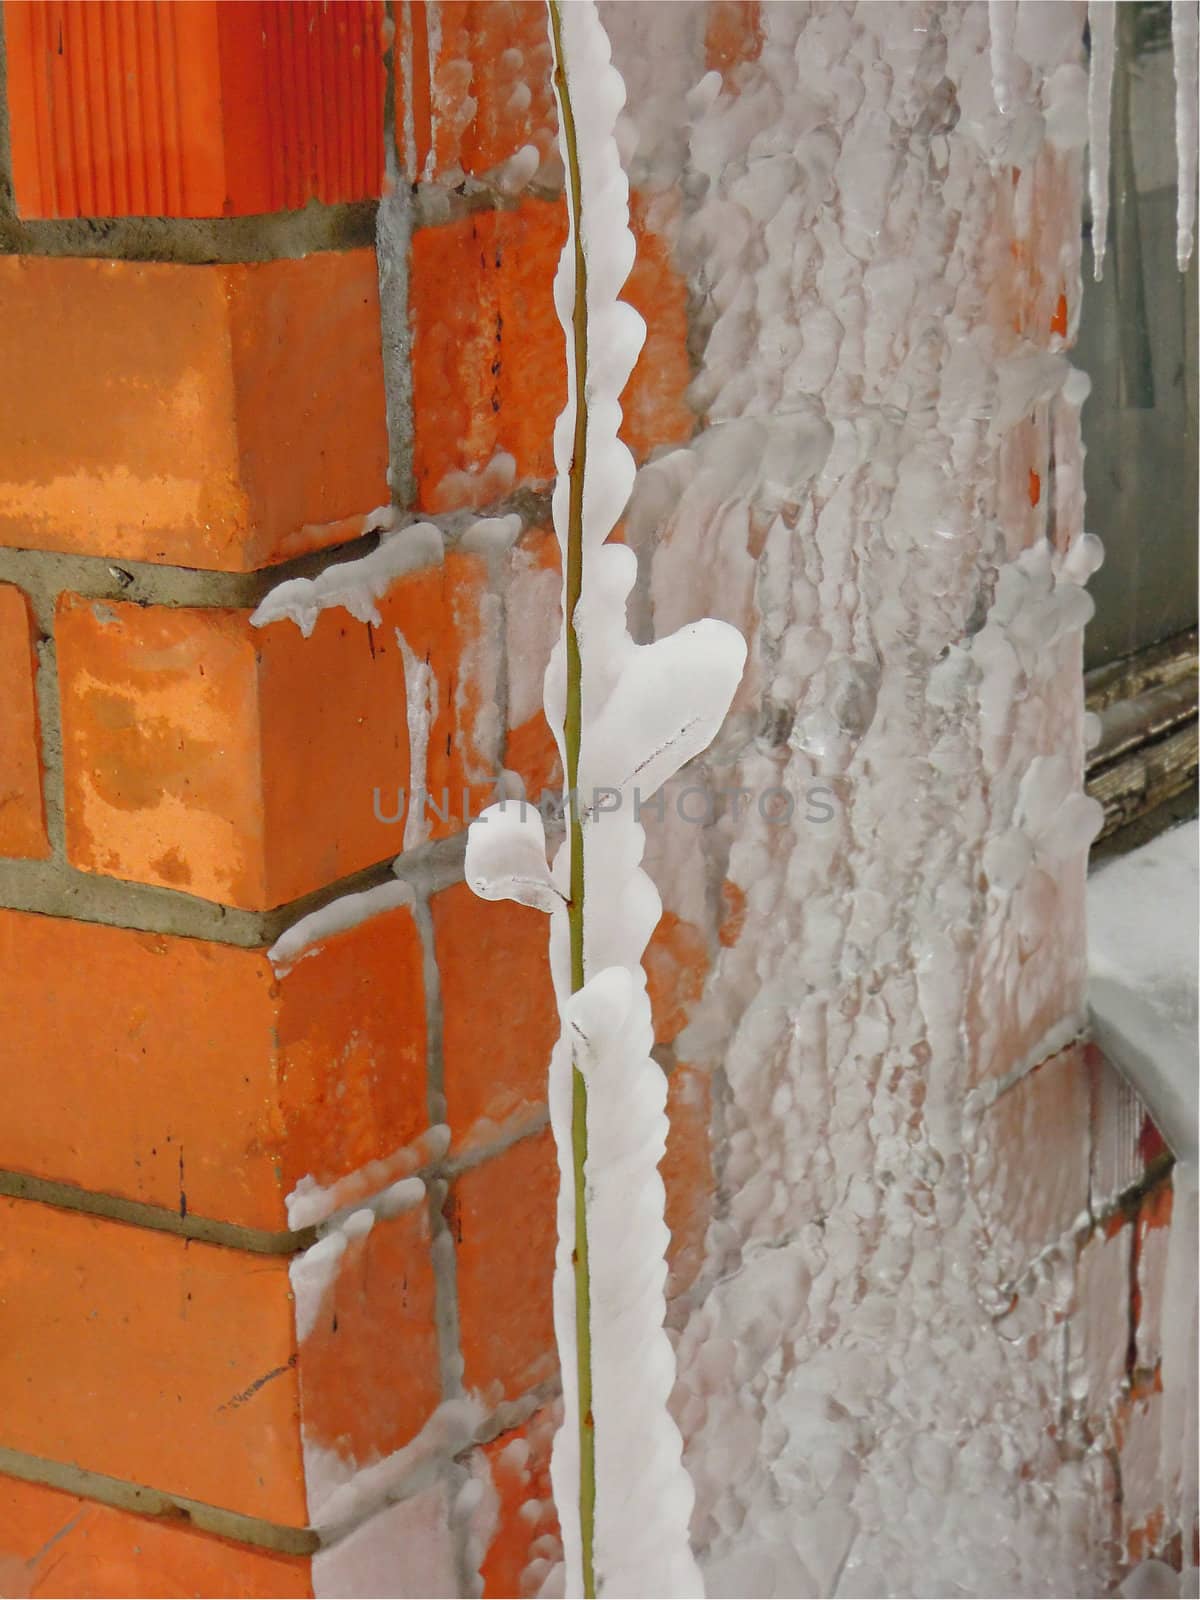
[
  {"left": 1067, "top": 1217, "right": 1131, "bottom": 1424},
  {"left": 973, "top": 1043, "right": 1092, "bottom": 1280}
]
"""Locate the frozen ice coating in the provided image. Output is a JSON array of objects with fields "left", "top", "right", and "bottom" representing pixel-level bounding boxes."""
[
  {"left": 580, "top": 1, "right": 1192, "bottom": 1595},
  {"left": 397, "top": 631, "right": 437, "bottom": 853},
  {"left": 464, "top": 1, "right": 742, "bottom": 1593},
  {"left": 1175, "top": 0, "right": 1199, "bottom": 271},
  {"left": 1087, "top": 0, "right": 1115, "bottom": 282},
  {"left": 465, "top": 801, "right": 564, "bottom": 915},
  {"left": 267, "top": 879, "right": 416, "bottom": 977},
  {"left": 250, "top": 521, "right": 444, "bottom": 636}
]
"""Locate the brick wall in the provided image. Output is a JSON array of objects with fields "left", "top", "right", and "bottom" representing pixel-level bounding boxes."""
[
  {"left": 0, "top": 3, "right": 1193, "bottom": 1598},
  {"left": 0, "top": 3, "right": 569, "bottom": 1593}
]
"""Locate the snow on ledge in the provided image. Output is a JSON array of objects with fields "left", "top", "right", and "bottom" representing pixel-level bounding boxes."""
[{"left": 1087, "top": 821, "right": 1199, "bottom": 1167}]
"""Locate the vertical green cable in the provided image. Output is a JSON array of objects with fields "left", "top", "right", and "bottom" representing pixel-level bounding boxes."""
[{"left": 548, "top": 3, "right": 596, "bottom": 1594}]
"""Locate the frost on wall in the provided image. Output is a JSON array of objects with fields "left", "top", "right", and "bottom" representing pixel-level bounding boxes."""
[{"left": 600, "top": 2, "right": 1134, "bottom": 1595}]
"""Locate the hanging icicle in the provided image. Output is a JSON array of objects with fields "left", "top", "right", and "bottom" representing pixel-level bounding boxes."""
[
  {"left": 1174, "top": 0, "right": 1199, "bottom": 271},
  {"left": 1087, "top": 0, "right": 1116, "bottom": 282}
]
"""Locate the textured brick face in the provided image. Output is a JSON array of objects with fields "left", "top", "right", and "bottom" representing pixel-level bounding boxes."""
[
  {"left": 432, "top": 880, "right": 558, "bottom": 1151},
  {"left": 5, "top": 1, "right": 385, "bottom": 219},
  {"left": 478, "top": 1409, "right": 562, "bottom": 1599},
  {"left": 411, "top": 199, "right": 568, "bottom": 511},
  {"left": 57, "top": 596, "right": 268, "bottom": 905},
  {"left": 0, "top": 903, "right": 427, "bottom": 1233},
  {"left": 56, "top": 553, "right": 496, "bottom": 909},
  {"left": 400, "top": 0, "right": 559, "bottom": 183},
  {"left": 0, "top": 1474, "right": 313, "bottom": 1600},
  {"left": 0, "top": 254, "right": 388, "bottom": 571},
  {"left": 410, "top": 196, "right": 694, "bottom": 510},
  {"left": 0, "top": 584, "right": 49, "bottom": 860},
  {"left": 451, "top": 1130, "right": 558, "bottom": 1404},
  {"left": 296, "top": 1202, "right": 441, "bottom": 1483},
  {"left": 0, "top": 1199, "right": 305, "bottom": 1525}
]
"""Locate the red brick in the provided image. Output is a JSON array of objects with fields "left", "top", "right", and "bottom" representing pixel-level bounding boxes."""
[
  {"left": 452, "top": 1130, "right": 558, "bottom": 1404},
  {"left": 6, "top": 2, "right": 384, "bottom": 220},
  {"left": 705, "top": 1, "right": 765, "bottom": 77},
  {"left": 56, "top": 552, "right": 496, "bottom": 908},
  {"left": 0, "top": 254, "right": 387, "bottom": 571},
  {"left": 411, "top": 200, "right": 566, "bottom": 511},
  {"left": 410, "top": 197, "right": 693, "bottom": 510},
  {"left": 644, "top": 911, "right": 710, "bottom": 1048},
  {"left": 295, "top": 1199, "right": 441, "bottom": 1483},
  {"left": 0, "top": 1474, "right": 311, "bottom": 1599},
  {"left": 400, "top": 1, "right": 558, "bottom": 184},
  {"left": 0, "top": 584, "right": 49, "bottom": 859},
  {"left": 0, "top": 1199, "right": 305, "bottom": 1525},
  {"left": 623, "top": 196, "right": 695, "bottom": 462},
  {"left": 478, "top": 1407, "right": 562, "bottom": 1600},
  {"left": 0, "top": 901, "right": 426, "bottom": 1233},
  {"left": 432, "top": 881, "right": 558, "bottom": 1152},
  {"left": 718, "top": 880, "right": 748, "bottom": 947}
]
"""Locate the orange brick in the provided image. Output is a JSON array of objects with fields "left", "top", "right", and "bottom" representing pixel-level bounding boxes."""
[
  {"left": 451, "top": 1130, "right": 558, "bottom": 1404},
  {"left": 0, "top": 254, "right": 387, "bottom": 571},
  {"left": 623, "top": 196, "right": 695, "bottom": 463},
  {"left": 56, "top": 552, "right": 496, "bottom": 908},
  {"left": 478, "top": 1408, "right": 561, "bottom": 1600},
  {"left": 401, "top": 1, "right": 558, "bottom": 183},
  {"left": 0, "top": 584, "right": 49, "bottom": 860},
  {"left": 410, "top": 197, "right": 693, "bottom": 510},
  {"left": 504, "top": 526, "right": 563, "bottom": 805},
  {"left": 505, "top": 717, "right": 562, "bottom": 807},
  {"left": 432, "top": 881, "right": 558, "bottom": 1151},
  {"left": 296, "top": 1200, "right": 440, "bottom": 1481},
  {"left": 0, "top": 901, "right": 426, "bottom": 1233},
  {"left": 644, "top": 911, "right": 710, "bottom": 1047},
  {"left": 6, "top": 1, "right": 384, "bottom": 219},
  {"left": 0, "top": 1199, "right": 305, "bottom": 1525},
  {"left": 705, "top": 1, "right": 765, "bottom": 77},
  {"left": 0, "top": 1473, "right": 312, "bottom": 1599},
  {"left": 411, "top": 200, "right": 566, "bottom": 511},
  {"left": 718, "top": 879, "right": 748, "bottom": 947}
]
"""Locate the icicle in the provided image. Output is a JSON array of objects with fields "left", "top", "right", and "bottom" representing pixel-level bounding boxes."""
[
  {"left": 989, "top": 0, "right": 1019, "bottom": 116},
  {"left": 1174, "top": 0, "right": 1199, "bottom": 270},
  {"left": 1087, "top": 1, "right": 1116, "bottom": 282}
]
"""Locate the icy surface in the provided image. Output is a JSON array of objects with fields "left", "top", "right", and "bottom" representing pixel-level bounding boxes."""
[
  {"left": 397, "top": 630, "right": 438, "bottom": 852},
  {"left": 1087, "top": 821, "right": 1199, "bottom": 1165},
  {"left": 598, "top": 2, "right": 1132, "bottom": 1594}
]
